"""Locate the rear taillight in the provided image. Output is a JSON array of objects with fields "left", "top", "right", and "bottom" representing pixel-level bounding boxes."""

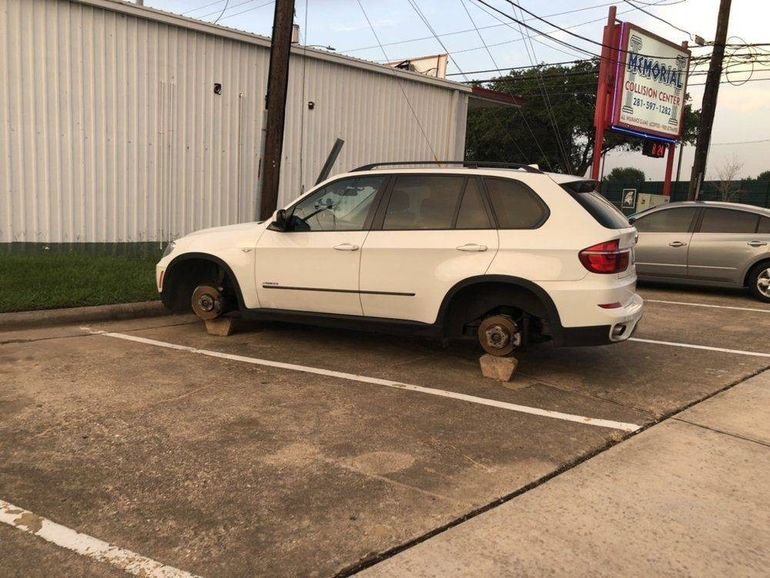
[{"left": 579, "top": 239, "right": 630, "bottom": 274}]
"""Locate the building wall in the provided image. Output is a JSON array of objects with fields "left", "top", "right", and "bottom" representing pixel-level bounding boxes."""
[{"left": 0, "top": 0, "right": 469, "bottom": 243}]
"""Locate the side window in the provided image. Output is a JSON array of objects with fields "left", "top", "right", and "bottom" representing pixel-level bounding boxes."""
[
  {"left": 290, "top": 175, "right": 385, "bottom": 232},
  {"left": 699, "top": 208, "right": 759, "bottom": 234},
  {"left": 382, "top": 175, "right": 465, "bottom": 230},
  {"left": 634, "top": 208, "right": 697, "bottom": 233},
  {"left": 484, "top": 177, "right": 548, "bottom": 229},
  {"left": 759, "top": 217, "right": 770, "bottom": 234},
  {"left": 456, "top": 179, "right": 492, "bottom": 229}
]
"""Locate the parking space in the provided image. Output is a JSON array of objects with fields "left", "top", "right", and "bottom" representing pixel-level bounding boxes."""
[{"left": 1, "top": 284, "right": 769, "bottom": 577}]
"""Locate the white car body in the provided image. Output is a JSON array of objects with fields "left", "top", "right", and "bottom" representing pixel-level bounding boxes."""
[{"left": 157, "top": 165, "right": 643, "bottom": 349}]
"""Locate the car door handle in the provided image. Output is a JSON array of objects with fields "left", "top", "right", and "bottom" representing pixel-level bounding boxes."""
[
  {"left": 748, "top": 240, "right": 768, "bottom": 247},
  {"left": 456, "top": 243, "right": 488, "bottom": 252},
  {"left": 333, "top": 243, "right": 359, "bottom": 251},
  {"left": 668, "top": 241, "right": 687, "bottom": 247}
]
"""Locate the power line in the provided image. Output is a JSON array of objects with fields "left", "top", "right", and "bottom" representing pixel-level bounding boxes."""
[
  {"left": 217, "top": 0, "right": 274, "bottom": 22},
  {"left": 340, "top": 0, "right": 619, "bottom": 54},
  {"left": 478, "top": 0, "right": 693, "bottom": 60},
  {"left": 182, "top": 0, "right": 226, "bottom": 15},
  {"left": 621, "top": 0, "right": 694, "bottom": 40},
  {"left": 459, "top": 0, "right": 552, "bottom": 170},
  {"left": 354, "top": 0, "right": 439, "bottom": 162},
  {"left": 405, "top": 0, "right": 469, "bottom": 81},
  {"left": 510, "top": 2, "right": 572, "bottom": 172},
  {"left": 212, "top": 0, "right": 231, "bottom": 23},
  {"left": 458, "top": 0, "right": 499, "bottom": 69},
  {"left": 469, "top": 0, "right": 589, "bottom": 61}
]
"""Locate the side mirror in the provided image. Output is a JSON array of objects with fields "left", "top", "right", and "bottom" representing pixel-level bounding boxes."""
[
  {"left": 627, "top": 216, "right": 637, "bottom": 224},
  {"left": 269, "top": 209, "right": 289, "bottom": 232}
]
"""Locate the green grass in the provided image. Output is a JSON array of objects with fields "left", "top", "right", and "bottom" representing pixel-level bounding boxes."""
[{"left": 0, "top": 252, "right": 161, "bottom": 313}]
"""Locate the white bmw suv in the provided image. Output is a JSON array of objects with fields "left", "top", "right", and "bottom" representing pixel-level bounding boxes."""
[{"left": 157, "top": 162, "right": 643, "bottom": 356}]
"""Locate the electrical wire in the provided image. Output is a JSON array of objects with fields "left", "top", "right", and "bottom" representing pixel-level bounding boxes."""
[
  {"left": 480, "top": 0, "right": 692, "bottom": 60},
  {"left": 212, "top": 0, "right": 231, "bottom": 23},
  {"left": 510, "top": 2, "right": 572, "bottom": 172},
  {"left": 621, "top": 0, "right": 694, "bottom": 40},
  {"left": 182, "top": 0, "right": 226, "bottom": 15},
  {"left": 404, "top": 0, "right": 469, "bottom": 81},
  {"left": 458, "top": 0, "right": 551, "bottom": 169},
  {"left": 214, "top": 0, "right": 274, "bottom": 23},
  {"left": 469, "top": 0, "right": 588, "bottom": 61},
  {"left": 354, "top": 0, "right": 440, "bottom": 162}
]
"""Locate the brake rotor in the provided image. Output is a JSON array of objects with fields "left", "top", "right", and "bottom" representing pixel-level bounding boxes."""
[
  {"left": 478, "top": 315, "right": 521, "bottom": 357},
  {"left": 191, "top": 285, "right": 224, "bottom": 321}
]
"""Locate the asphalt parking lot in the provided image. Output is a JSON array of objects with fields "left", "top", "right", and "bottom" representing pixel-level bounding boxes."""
[{"left": 1, "top": 284, "right": 769, "bottom": 577}]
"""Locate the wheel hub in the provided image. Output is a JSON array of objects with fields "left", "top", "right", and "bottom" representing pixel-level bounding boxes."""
[
  {"left": 478, "top": 315, "right": 521, "bottom": 357},
  {"left": 191, "top": 285, "right": 223, "bottom": 320}
]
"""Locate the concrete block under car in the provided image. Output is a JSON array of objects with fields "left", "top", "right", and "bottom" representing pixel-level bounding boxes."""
[
  {"left": 204, "top": 316, "right": 238, "bottom": 336},
  {"left": 479, "top": 354, "right": 519, "bottom": 382}
]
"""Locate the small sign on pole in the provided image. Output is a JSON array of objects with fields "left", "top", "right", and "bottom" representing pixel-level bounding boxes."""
[{"left": 621, "top": 188, "right": 637, "bottom": 209}]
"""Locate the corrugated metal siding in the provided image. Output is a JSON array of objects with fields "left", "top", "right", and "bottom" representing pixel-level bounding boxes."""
[{"left": 0, "top": 0, "right": 468, "bottom": 242}]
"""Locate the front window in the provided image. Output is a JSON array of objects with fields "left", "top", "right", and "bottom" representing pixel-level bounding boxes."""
[
  {"left": 634, "top": 207, "right": 697, "bottom": 233},
  {"left": 289, "top": 176, "right": 385, "bottom": 232}
]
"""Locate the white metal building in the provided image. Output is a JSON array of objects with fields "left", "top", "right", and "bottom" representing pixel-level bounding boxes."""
[{"left": 0, "top": 0, "right": 472, "bottom": 243}]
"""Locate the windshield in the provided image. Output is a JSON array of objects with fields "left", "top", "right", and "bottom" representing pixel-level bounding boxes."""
[{"left": 560, "top": 180, "right": 630, "bottom": 229}]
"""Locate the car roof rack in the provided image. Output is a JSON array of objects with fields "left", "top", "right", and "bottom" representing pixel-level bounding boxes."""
[{"left": 351, "top": 160, "right": 544, "bottom": 174}]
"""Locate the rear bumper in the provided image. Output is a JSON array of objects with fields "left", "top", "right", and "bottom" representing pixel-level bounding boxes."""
[{"left": 555, "top": 292, "right": 643, "bottom": 346}]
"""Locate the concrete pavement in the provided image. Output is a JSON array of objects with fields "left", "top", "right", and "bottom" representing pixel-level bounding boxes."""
[{"left": 361, "top": 369, "right": 770, "bottom": 577}]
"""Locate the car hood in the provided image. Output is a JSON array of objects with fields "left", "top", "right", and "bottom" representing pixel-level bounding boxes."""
[{"left": 182, "top": 221, "right": 261, "bottom": 239}]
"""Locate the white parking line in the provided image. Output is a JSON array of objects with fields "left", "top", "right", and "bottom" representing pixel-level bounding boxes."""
[
  {"left": 630, "top": 337, "right": 770, "bottom": 358},
  {"left": 646, "top": 299, "right": 770, "bottom": 314},
  {"left": 0, "top": 499, "right": 199, "bottom": 578},
  {"left": 94, "top": 330, "right": 641, "bottom": 433}
]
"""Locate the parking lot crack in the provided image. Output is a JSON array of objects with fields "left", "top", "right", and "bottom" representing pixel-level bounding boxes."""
[
  {"left": 526, "top": 378, "right": 656, "bottom": 420},
  {"left": 672, "top": 417, "right": 770, "bottom": 449},
  {"left": 320, "top": 456, "right": 463, "bottom": 506}
]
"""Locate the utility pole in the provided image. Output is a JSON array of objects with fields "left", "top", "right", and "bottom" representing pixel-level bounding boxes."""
[
  {"left": 688, "top": 0, "right": 732, "bottom": 200},
  {"left": 259, "top": 0, "right": 296, "bottom": 220}
]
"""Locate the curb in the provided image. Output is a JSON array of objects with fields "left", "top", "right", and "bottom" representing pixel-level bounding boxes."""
[{"left": 0, "top": 301, "right": 170, "bottom": 331}]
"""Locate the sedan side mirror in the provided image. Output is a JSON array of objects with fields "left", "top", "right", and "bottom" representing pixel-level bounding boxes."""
[{"left": 269, "top": 209, "right": 289, "bottom": 232}]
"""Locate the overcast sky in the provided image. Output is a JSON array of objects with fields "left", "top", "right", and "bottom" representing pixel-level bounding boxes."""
[{"left": 144, "top": 0, "right": 770, "bottom": 181}]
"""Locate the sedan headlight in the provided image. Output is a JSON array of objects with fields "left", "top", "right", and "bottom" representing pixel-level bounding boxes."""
[{"left": 162, "top": 241, "right": 176, "bottom": 258}]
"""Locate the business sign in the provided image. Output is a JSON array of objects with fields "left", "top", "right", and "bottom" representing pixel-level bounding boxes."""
[
  {"left": 610, "top": 24, "right": 690, "bottom": 140},
  {"left": 621, "top": 188, "right": 637, "bottom": 209}
]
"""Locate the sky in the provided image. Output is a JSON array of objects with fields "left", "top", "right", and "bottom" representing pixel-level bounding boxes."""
[{"left": 143, "top": 0, "right": 770, "bottom": 181}]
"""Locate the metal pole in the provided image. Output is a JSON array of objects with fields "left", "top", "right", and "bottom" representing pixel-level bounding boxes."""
[
  {"left": 688, "top": 0, "right": 732, "bottom": 200},
  {"left": 663, "top": 143, "right": 676, "bottom": 196},
  {"left": 315, "top": 139, "right": 345, "bottom": 185},
  {"left": 675, "top": 139, "right": 685, "bottom": 185},
  {"left": 591, "top": 6, "right": 617, "bottom": 181},
  {"left": 259, "top": 0, "right": 296, "bottom": 220}
]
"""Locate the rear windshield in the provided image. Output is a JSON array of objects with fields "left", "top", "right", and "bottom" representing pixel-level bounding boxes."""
[{"left": 560, "top": 181, "right": 630, "bottom": 229}]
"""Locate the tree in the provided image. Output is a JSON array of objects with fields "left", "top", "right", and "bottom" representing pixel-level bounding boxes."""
[
  {"left": 756, "top": 170, "right": 770, "bottom": 182},
  {"left": 465, "top": 61, "right": 700, "bottom": 175},
  {"left": 713, "top": 155, "right": 744, "bottom": 201},
  {"left": 605, "top": 167, "right": 646, "bottom": 184}
]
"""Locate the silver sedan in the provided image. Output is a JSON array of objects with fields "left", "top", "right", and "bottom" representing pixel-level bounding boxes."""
[{"left": 629, "top": 201, "right": 770, "bottom": 302}]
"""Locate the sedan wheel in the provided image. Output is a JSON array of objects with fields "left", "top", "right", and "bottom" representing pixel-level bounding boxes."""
[{"left": 749, "top": 263, "right": 770, "bottom": 303}]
